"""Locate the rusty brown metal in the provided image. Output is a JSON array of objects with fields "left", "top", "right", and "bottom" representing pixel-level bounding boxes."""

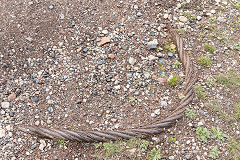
[{"left": 19, "top": 31, "right": 199, "bottom": 143}]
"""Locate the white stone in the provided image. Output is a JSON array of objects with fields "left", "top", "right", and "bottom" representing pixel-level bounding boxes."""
[
  {"left": 1, "top": 102, "right": 10, "bottom": 109},
  {"left": 151, "top": 113, "right": 156, "bottom": 118},
  {"left": 211, "top": 10, "right": 216, "bottom": 14},
  {"left": 154, "top": 109, "right": 161, "bottom": 115},
  {"left": 177, "top": 3, "right": 181, "bottom": 8},
  {"left": 196, "top": 16, "right": 202, "bottom": 20},
  {"left": 39, "top": 140, "right": 46, "bottom": 150},
  {"left": 198, "top": 121, "right": 204, "bottom": 126},
  {"left": 114, "top": 85, "right": 121, "bottom": 90},
  {"left": 47, "top": 120, "right": 52, "bottom": 124},
  {"left": 161, "top": 101, "right": 168, "bottom": 107},
  {"left": 0, "top": 129, "right": 6, "bottom": 138},
  {"left": 6, "top": 125, "right": 11, "bottom": 131},
  {"left": 217, "top": 16, "right": 225, "bottom": 22},
  {"left": 129, "top": 57, "right": 136, "bottom": 65},
  {"left": 179, "top": 16, "right": 188, "bottom": 23},
  {"left": 163, "top": 14, "right": 168, "bottom": 19},
  {"left": 35, "top": 121, "right": 40, "bottom": 126},
  {"left": 102, "top": 30, "right": 108, "bottom": 34},
  {"left": 148, "top": 55, "right": 158, "bottom": 61}
]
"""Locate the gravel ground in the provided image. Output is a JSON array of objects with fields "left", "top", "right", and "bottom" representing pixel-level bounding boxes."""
[{"left": 0, "top": 0, "right": 240, "bottom": 159}]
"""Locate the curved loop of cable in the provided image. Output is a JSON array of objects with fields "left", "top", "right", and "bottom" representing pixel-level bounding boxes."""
[{"left": 19, "top": 31, "right": 199, "bottom": 143}]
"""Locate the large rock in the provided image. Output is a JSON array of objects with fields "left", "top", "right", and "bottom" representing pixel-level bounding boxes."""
[{"left": 1, "top": 102, "right": 10, "bottom": 109}]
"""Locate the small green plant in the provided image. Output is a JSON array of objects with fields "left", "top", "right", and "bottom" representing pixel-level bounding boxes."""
[
  {"left": 211, "top": 127, "right": 226, "bottom": 141},
  {"left": 103, "top": 141, "right": 121, "bottom": 157},
  {"left": 148, "top": 148, "right": 162, "bottom": 160},
  {"left": 176, "top": 28, "right": 185, "bottom": 34},
  {"left": 235, "top": 101, "right": 240, "bottom": 121},
  {"left": 193, "top": 84, "right": 206, "bottom": 99},
  {"left": 178, "top": 93, "right": 185, "bottom": 99},
  {"left": 234, "top": 2, "right": 240, "bottom": 11},
  {"left": 95, "top": 142, "right": 103, "bottom": 149},
  {"left": 167, "top": 75, "right": 181, "bottom": 87},
  {"left": 196, "top": 127, "right": 210, "bottom": 142},
  {"left": 216, "top": 69, "right": 240, "bottom": 88},
  {"left": 58, "top": 139, "right": 67, "bottom": 147},
  {"left": 139, "top": 140, "right": 150, "bottom": 150},
  {"left": 129, "top": 97, "right": 135, "bottom": 103},
  {"left": 163, "top": 44, "right": 176, "bottom": 53},
  {"left": 198, "top": 54, "right": 212, "bottom": 67},
  {"left": 227, "top": 137, "right": 240, "bottom": 160},
  {"left": 204, "top": 44, "right": 215, "bottom": 53},
  {"left": 209, "top": 17, "right": 217, "bottom": 23},
  {"left": 168, "top": 137, "right": 176, "bottom": 144},
  {"left": 185, "top": 108, "right": 196, "bottom": 119},
  {"left": 208, "top": 145, "right": 221, "bottom": 159},
  {"left": 206, "top": 77, "right": 216, "bottom": 87},
  {"left": 172, "top": 60, "right": 182, "bottom": 68},
  {"left": 126, "top": 138, "right": 138, "bottom": 148},
  {"left": 234, "top": 44, "right": 240, "bottom": 51}
]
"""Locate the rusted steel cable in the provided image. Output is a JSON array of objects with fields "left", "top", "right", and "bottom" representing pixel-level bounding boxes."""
[{"left": 19, "top": 31, "right": 199, "bottom": 143}]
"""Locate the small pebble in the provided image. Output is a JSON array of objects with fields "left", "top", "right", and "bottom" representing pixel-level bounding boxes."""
[{"left": 33, "top": 97, "right": 40, "bottom": 103}]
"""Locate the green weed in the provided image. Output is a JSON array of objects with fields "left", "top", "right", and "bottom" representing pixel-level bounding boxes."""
[
  {"left": 167, "top": 75, "right": 181, "bottom": 87},
  {"left": 235, "top": 100, "right": 240, "bottom": 121},
  {"left": 126, "top": 138, "right": 138, "bottom": 148},
  {"left": 148, "top": 148, "right": 162, "bottom": 160},
  {"left": 139, "top": 140, "right": 150, "bottom": 150},
  {"left": 57, "top": 139, "right": 67, "bottom": 147},
  {"left": 227, "top": 137, "right": 240, "bottom": 160},
  {"left": 208, "top": 145, "right": 221, "bottom": 159},
  {"left": 198, "top": 54, "right": 212, "bottom": 67},
  {"left": 216, "top": 69, "right": 240, "bottom": 88},
  {"left": 234, "top": 44, "right": 240, "bottom": 51},
  {"left": 185, "top": 108, "right": 197, "bottom": 119},
  {"left": 172, "top": 60, "right": 182, "bottom": 68},
  {"left": 206, "top": 77, "right": 216, "bottom": 87},
  {"left": 129, "top": 97, "right": 136, "bottom": 103},
  {"left": 193, "top": 84, "right": 207, "bottom": 99},
  {"left": 103, "top": 141, "right": 121, "bottom": 157},
  {"left": 211, "top": 127, "right": 226, "bottom": 141},
  {"left": 204, "top": 45, "right": 215, "bottom": 53},
  {"left": 209, "top": 17, "right": 217, "bottom": 23},
  {"left": 196, "top": 127, "right": 210, "bottom": 142},
  {"left": 178, "top": 93, "right": 185, "bottom": 99},
  {"left": 168, "top": 137, "right": 176, "bottom": 144}
]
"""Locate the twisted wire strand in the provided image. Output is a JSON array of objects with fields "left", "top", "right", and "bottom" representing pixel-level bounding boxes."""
[{"left": 19, "top": 31, "right": 199, "bottom": 142}]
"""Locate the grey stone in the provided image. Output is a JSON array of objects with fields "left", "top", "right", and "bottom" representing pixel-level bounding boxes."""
[
  {"left": 137, "top": 12, "right": 142, "bottom": 17},
  {"left": 76, "top": 99, "right": 82, "bottom": 104},
  {"left": 33, "top": 97, "right": 39, "bottom": 103},
  {"left": 83, "top": 48, "right": 88, "bottom": 53},
  {"left": 48, "top": 107, "right": 53, "bottom": 113},
  {"left": 147, "top": 39, "right": 158, "bottom": 50},
  {"left": 226, "top": 101, "right": 231, "bottom": 107},
  {"left": 198, "top": 109, "right": 205, "bottom": 116},
  {"left": 168, "top": 52, "right": 174, "bottom": 57},
  {"left": 49, "top": 4, "right": 54, "bottom": 9}
]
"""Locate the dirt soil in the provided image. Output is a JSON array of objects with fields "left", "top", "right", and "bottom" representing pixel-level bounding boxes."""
[{"left": 0, "top": 0, "right": 240, "bottom": 160}]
